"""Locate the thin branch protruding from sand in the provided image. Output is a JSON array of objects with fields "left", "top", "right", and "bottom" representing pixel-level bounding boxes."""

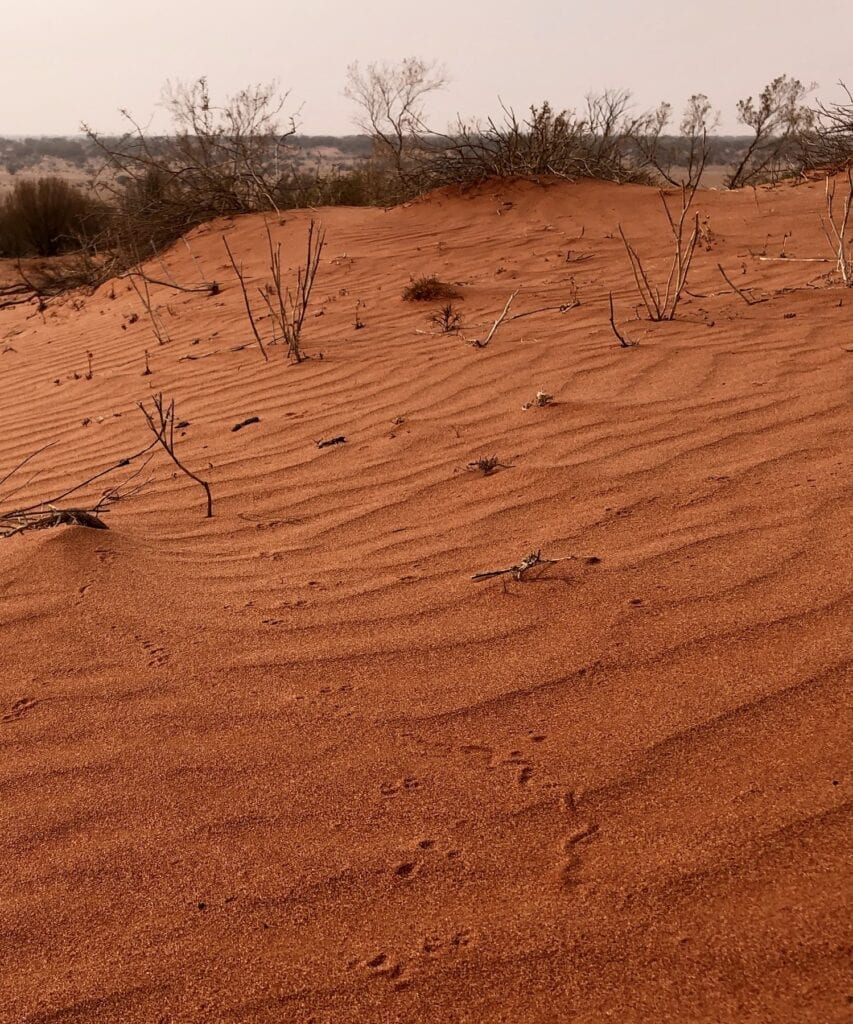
[
  {"left": 608, "top": 291, "right": 638, "bottom": 348},
  {"left": 223, "top": 235, "right": 269, "bottom": 362},
  {"left": 716, "top": 264, "right": 766, "bottom": 306},
  {"left": 128, "top": 271, "right": 171, "bottom": 345},
  {"left": 120, "top": 270, "right": 219, "bottom": 295},
  {"left": 138, "top": 393, "right": 213, "bottom": 518}
]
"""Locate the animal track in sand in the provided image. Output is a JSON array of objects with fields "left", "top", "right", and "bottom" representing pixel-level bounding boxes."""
[
  {"left": 135, "top": 635, "right": 170, "bottom": 669},
  {"left": 360, "top": 952, "right": 409, "bottom": 988},
  {"left": 356, "top": 926, "right": 478, "bottom": 992},
  {"left": 380, "top": 777, "right": 421, "bottom": 797},
  {"left": 2, "top": 696, "right": 38, "bottom": 723},
  {"left": 461, "top": 733, "right": 550, "bottom": 786},
  {"left": 555, "top": 791, "right": 600, "bottom": 890}
]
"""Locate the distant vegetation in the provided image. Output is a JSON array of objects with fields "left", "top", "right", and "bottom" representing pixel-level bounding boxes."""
[
  {"left": 0, "top": 67, "right": 850, "bottom": 284},
  {"left": 0, "top": 177, "right": 108, "bottom": 257}
]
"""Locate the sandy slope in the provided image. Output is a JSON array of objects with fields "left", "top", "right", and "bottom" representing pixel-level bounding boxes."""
[{"left": 0, "top": 177, "right": 850, "bottom": 1023}]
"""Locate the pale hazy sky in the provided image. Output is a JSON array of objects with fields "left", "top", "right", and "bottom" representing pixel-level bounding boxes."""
[{"left": 2, "top": 0, "right": 850, "bottom": 136}]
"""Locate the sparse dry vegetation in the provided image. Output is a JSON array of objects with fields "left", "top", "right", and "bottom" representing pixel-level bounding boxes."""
[
  {"left": 225, "top": 219, "right": 325, "bottom": 362},
  {"left": 2, "top": 67, "right": 852, "bottom": 313},
  {"left": 0, "top": 177, "right": 108, "bottom": 258},
  {"left": 402, "top": 275, "right": 461, "bottom": 301},
  {"left": 428, "top": 302, "right": 463, "bottom": 333},
  {"left": 821, "top": 170, "right": 853, "bottom": 285},
  {"left": 618, "top": 180, "right": 701, "bottom": 321}
]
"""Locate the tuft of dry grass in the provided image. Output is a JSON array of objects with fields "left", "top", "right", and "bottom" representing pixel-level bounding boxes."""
[
  {"left": 428, "top": 302, "right": 463, "bottom": 333},
  {"left": 467, "top": 455, "right": 512, "bottom": 476},
  {"left": 403, "top": 275, "right": 461, "bottom": 302}
]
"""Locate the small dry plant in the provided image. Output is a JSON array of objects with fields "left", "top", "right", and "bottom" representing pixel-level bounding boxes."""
[
  {"left": 618, "top": 181, "right": 701, "bottom": 321},
  {"left": 821, "top": 171, "right": 853, "bottom": 286},
  {"left": 522, "top": 390, "right": 553, "bottom": 409},
  {"left": 429, "top": 302, "right": 463, "bottom": 333},
  {"left": 225, "top": 218, "right": 325, "bottom": 363},
  {"left": 403, "top": 275, "right": 461, "bottom": 302},
  {"left": 467, "top": 455, "right": 511, "bottom": 476}
]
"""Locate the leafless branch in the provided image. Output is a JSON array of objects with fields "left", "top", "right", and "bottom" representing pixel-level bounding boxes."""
[
  {"left": 608, "top": 291, "right": 638, "bottom": 347},
  {"left": 717, "top": 264, "right": 766, "bottom": 305},
  {"left": 137, "top": 393, "right": 213, "bottom": 517},
  {"left": 472, "top": 549, "right": 572, "bottom": 581}
]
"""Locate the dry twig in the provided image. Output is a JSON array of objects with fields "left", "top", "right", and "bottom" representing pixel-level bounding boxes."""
[
  {"left": 128, "top": 271, "right": 171, "bottom": 345},
  {"left": 716, "top": 264, "right": 766, "bottom": 305},
  {"left": 138, "top": 393, "right": 213, "bottom": 517},
  {"left": 608, "top": 291, "right": 638, "bottom": 347},
  {"left": 472, "top": 549, "right": 569, "bottom": 581},
  {"left": 468, "top": 290, "right": 519, "bottom": 347}
]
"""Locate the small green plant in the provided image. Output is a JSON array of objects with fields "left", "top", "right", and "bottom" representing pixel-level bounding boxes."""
[{"left": 403, "top": 275, "right": 461, "bottom": 302}]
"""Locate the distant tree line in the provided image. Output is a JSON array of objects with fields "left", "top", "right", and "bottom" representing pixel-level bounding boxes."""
[{"left": 0, "top": 69, "right": 850, "bottom": 271}]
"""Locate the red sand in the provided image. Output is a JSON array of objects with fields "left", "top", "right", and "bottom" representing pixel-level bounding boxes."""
[{"left": 1, "top": 177, "right": 850, "bottom": 1023}]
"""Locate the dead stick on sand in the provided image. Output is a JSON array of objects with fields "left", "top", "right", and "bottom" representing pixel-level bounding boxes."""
[
  {"left": 469, "top": 289, "right": 519, "bottom": 348},
  {"left": 506, "top": 299, "right": 580, "bottom": 322},
  {"left": 223, "top": 236, "right": 269, "bottom": 362},
  {"left": 472, "top": 549, "right": 573, "bottom": 582},
  {"left": 608, "top": 292, "right": 637, "bottom": 348},
  {"left": 716, "top": 264, "right": 766, "bottom": 306},
  {"left": 756, "top": 256, "right": 832, "bottom": 263}
]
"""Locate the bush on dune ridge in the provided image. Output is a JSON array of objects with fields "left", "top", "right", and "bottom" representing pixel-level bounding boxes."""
[{"left": 4, "top": 68, "right": 852, "bottom": 298}]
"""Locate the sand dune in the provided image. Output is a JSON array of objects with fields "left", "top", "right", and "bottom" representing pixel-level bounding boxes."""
[{"left": 1, "top": 177, "right": 851, "bottom": 1023}]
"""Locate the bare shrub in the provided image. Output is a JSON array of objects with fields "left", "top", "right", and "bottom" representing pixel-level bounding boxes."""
[
  {"left": 345, "top": 62, "right": 656, "bottom": 194},
  {"left": 418, "top": 94, "right": 654, "bottom": 189},
  {"left": 803, "top": 82, "right": 853, "bottom": 172},
  {"left": 618, "top": 180, "right": 701, "bottom": 321},
  {"left": 344, "top": 58, "right": 447, "bottom": 194},
  {"left": 84, "top": 78, "right": 303, "bottom": 252},
  {"left": 225, "top": 219, "right": 325, "bottom": 363},
  {"left": 821, "top": 171, "right": 853, "bottom": 285},
  {"left": 631, "top": 94, "right": 719, "bottom": 188}
]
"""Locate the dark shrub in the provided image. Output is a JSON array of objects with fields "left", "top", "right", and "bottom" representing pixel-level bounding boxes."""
[
  {"left": 0, "top": 177, "right": 108, "bottom": 257},
  {"left": 402, "top": 275, "right": 462, "bottom": 301}
]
